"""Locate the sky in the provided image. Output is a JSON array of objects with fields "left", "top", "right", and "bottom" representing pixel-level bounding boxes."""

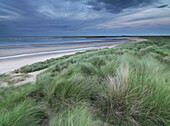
[{"left": 0, "top": 0, "right": 170, "bottom": 36}]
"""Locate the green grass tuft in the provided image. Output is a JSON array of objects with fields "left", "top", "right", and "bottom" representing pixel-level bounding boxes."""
[{"left": 0, "top": 37, "right": 170, "bottom": 126}]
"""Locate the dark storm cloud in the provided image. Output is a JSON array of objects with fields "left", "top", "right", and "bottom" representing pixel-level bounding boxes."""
[
  {"left": 87, "top": 0, "right": 157, "bottom": 13},
  {"left": 0, "top": 0, "right": 84, "bottom": 35},
  {"left": 0, "top": 0, "right": 170, "bottom": 36},
  {"left": 157, "top": 4, "right": 169, "bottom": 8},
  {"left": 0, "top": 0, "right": 114, "bottom": 36}
]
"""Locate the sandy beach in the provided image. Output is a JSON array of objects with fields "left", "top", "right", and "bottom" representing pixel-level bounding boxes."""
[
  {"left": 0, "top": 37, "right": 146, "bottom": 74},
  {"left": 0, "top": 42, "right": 123, "bottom": 57}
]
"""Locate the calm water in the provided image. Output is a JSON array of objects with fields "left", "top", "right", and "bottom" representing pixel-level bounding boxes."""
[
  {"left": 0, "top": 36, "right": 130, "bottom": 59},
  {"left": 0, "top": 36, "right": 128, "bottom": 50}
]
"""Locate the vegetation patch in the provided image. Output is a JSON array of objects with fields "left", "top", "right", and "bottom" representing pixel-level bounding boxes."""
[
  {"left": 0, "top": 37, "right": 170, "bottom": 126},
  {"left": 0, "top": 73, "right": 30, "bottom": 86}
]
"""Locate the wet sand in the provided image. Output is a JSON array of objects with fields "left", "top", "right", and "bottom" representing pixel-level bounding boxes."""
[
  {"left": 0, "top": 41, "right": 126, "bottom": 57},
  {"left": 0, "top": 46, "right": 115, "bottom": 74}
]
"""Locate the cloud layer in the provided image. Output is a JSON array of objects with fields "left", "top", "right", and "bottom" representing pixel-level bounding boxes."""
[
  {"left": 87, "top": 0, "right": 157, "bottom": 13},
  {"left": 0, "top": 0, "right": 170, "bottom": 36}
]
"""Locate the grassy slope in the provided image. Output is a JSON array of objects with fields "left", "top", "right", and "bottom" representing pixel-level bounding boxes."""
[{"left": 0, "top": 37, "right": 170, "bottom": 126}]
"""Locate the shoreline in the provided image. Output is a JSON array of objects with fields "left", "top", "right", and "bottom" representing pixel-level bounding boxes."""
[
  {"left": 0, "top": 42, "right": 122, "bottom": 57},
  {"left": 0, "top": 46, "right": 109, "bottom": 60},
  {"left": 0, "top": 37, "right": 147, "bottom": 74},
  {"left": 0, "top": 46, "right": 115, "bottom": 74}
]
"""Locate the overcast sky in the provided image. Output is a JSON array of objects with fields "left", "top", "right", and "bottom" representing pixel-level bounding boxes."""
[{"left": 0, "top": 0, "right": 170, "bottom": 36}]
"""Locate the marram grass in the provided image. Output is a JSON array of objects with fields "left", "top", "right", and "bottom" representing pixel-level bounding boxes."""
[{"left": 0, "top": 37, "right": 170, "bottom": 126}]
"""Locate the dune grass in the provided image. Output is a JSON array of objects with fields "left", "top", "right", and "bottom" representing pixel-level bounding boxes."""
[{"left": 0, "top": 37, "right": 170, "bottom": 126}]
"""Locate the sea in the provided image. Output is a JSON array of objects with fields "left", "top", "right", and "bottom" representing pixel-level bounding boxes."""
[
  {"left": 0, "top": 36, "right": 128, "bottom": 49},
  {"left": 0, "top": 36, "right": 129, "bottom": 59}
]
